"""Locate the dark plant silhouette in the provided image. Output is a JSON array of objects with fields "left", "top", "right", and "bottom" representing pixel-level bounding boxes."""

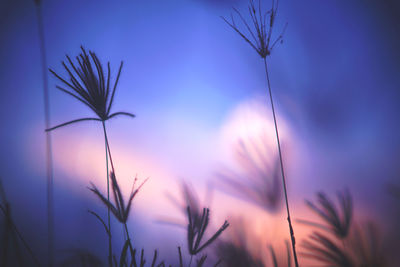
[
  {"left": 300, "top": 190, "right": 352, "bottom": 239},
  {"left": 90, "top": 172, "right": 147, "bottom": 224},
  {"left": 112, "top": 244, "right": 167, "bottom": 267},
  {"left": 222, "top": 0, "right": 297, "bottom": 265},
  {"left": 0, "top": 180, "right": 40, "bottom": 267},
  {"left": 217, "top": 137, "right": 282, "bottom": 213},
  {"left": 221, "top": 0, "right": 286, "bottom": 59},
  {"left": 89, "top": 171, "right": 147, "bottom": 260},
  {"left": 186, "top": 206, "right": 229, "bottom": 266},
  {"left": 47, "top": 46, "right": 134, "bottom": 130},
  {"left": 89, "top": 213, "right": 169, "bottom": 267},
  {"left": 161, "top": 182, "right": 226, "bottom": 266},
  {"left": 33, "top": 0, "right": 55, "bottom": 265},
  {"left": 47, "top": 46, "right": 135, "bottom": 265}
]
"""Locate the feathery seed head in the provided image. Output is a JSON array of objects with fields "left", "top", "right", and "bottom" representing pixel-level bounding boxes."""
[
  {"left": 186, "top": 206, "right": 229, "bottom": 255},
  {"left": 47, "top": 46, "right": 135, "bottom": 131},
  {"left": 304, "top": 190, "right": 353, "bottom": 239},
  {"left": 222, "top": 0, "right": 287, "bottom": 59},
  {"left": 89, "top": 171, "right": 147, "bottom": 224},
  {"left": 301, "top": 232, "right": 354, "bottom": 267}
]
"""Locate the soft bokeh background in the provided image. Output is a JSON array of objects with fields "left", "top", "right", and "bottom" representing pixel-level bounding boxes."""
[{"left": 0, "top": 0, "right": 399, "bottom": 265}]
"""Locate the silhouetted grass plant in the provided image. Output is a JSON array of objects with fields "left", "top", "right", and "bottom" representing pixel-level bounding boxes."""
[
  {"left": 222, "top": 0, "right": 297, "bottom": 265},
  {"left": 299, "top": 190, "right": 352, "bottom": 239},
  {"left": 300, "top": 190, "right": 388, "bottom": 267},
  {"left": 89, "top": 171, "right": 147, "bottom": 260},
  {"left": 186, "top": 206, "right": 229, "bottom": 267},
  {"left": 301, "top": 231, "right": 352, "bottom": 267},
  {"left": 47, "top": 46, "right": 135, "bottom": 265},
  {"left": 217, "top": 137, "right": 283, "bottom": 213}
]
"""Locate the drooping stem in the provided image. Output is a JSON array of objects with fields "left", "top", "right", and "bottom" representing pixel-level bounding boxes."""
[
  {"left": 34, "top": 3, "right": 54, "bottom": 266},
  {"left": 102, "top": 122, "right": 117, "bottom": 174},
  {"left": 263, "top": 58, "right": 299, "bottom": 267},
  {"left": 102, "top": 121, "right": 113, "bottom": 267}
]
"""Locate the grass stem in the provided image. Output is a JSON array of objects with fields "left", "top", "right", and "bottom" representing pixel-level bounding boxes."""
[
  {"left": 123, "top": 223, "right": 135, "bottom": 260},
  {"left": 263, "top": 57, "right": 299, "bottom": 267},
  {"left": 102, "top": 121, "right": 113, "bottom": 266},
  {"left": 34, "top": 2, "right": 54, "bottom": 266}
]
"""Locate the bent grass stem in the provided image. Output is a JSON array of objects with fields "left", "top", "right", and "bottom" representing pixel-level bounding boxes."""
[
  {"left": 34, "top": 2, "right": 54, "bottom": 266},
  {"left": 263, "top": 58, "right": 299, "bottom": 267},
  {"left": 102, "top": 121, "right": 113, "bottom": 266}
]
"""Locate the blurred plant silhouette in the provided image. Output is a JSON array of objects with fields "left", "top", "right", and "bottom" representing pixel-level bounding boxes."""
[
  {"left": 216, "top": 217, "right": 292, "bottom": 267},
  {"left": 300, "top": 189, "right": 352, "bottom": 239},
  {"left": 164, "top": 182, "right": 204, "bottom": 228},
  {"left": 269, "top": 241, "right": 292, "bottom": 267},
  {"left": 0, "top": 180, "right": 40, "bottom": 267},
  {"left": 349, "top": 222, "right": 387, "bottom": 267},
  {"left": 217, "top": 137, "right": 282, "bottom": 213},
  {"left": 216, "top": 219, "right": 264, "bottom": 267},
  {"left": 300, "top": 190, "right": 389, "bottom": 267},
  {"left": 33, "top": 0, "right": 55, "bottom": 264},
  {"left": 301, "top": 231, "right": 353, "bottom": 267}
]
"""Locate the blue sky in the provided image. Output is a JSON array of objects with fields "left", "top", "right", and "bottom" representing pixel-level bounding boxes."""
[{"left": 0, "top": 0, "right": 399, "bottom": 264}]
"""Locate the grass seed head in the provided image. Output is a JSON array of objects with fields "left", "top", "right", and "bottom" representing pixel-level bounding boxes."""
[
  {"left": 186, "top": 206, "right": 229, "bottom": 256},
  {"left": 303, "top": 189, "right": 353, "bottom": 239},
  {"left": 47, "top": 46, "right": 135, "bottom": 131},
  {"left": 89, "top": 171, "right": 147, "bottom": 224},
  {"left": 222, "top": 0, "right": 287, "bottom": 58}
]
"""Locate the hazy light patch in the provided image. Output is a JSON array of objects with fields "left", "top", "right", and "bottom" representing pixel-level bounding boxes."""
[
  {"left": 218, "top": 95, "right": 291, "bottom": 161},
  {"left": 211, "top": 96, "right": 307, "bottom": 245}
]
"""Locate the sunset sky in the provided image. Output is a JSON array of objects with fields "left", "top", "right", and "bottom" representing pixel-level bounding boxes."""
[{"left": 0, "top": 0, "right": 399, "bottom": 265}]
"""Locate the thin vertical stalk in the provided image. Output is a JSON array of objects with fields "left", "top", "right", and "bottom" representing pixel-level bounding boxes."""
[
  {"left": 34, "top": 2, "right": 54, "bottom": 266},
  {"left": 102, "top": 123, "right": 116, "bottom": 174},
  {"left": 102, "top": 122, "right": 133, "bottom": 264},
  {"left": 123, "top": 223, "right": 134, "bottom": 257},
  {"left": 263, "top": 58, "right": 299, "bottom": 267},
  {"left": 101, "top": 121, "right": 113, "bottom": 267}
]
